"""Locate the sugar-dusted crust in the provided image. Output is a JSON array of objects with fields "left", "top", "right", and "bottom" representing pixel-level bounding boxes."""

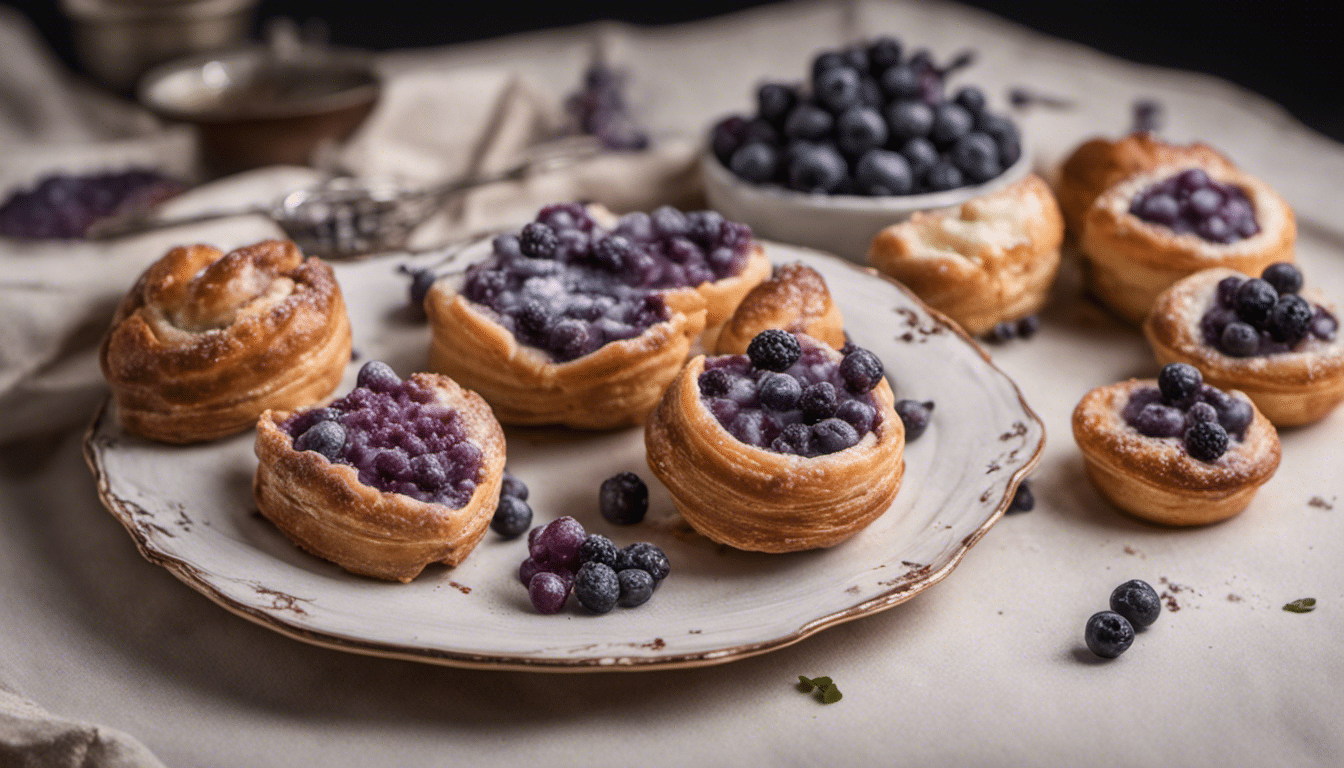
[
  {"left": 707, "top": 262, "right": 845, "bottom": 354},
  {"left": 1055, "top": 133, "right": 1236, "bottom": 237},
  {"left": 253, "top": 372, "right": 506, "bottom": 582},
  {"left": 699, "top": 243, "right": 772, "bottom": 329},
  {"left": 1144, "top": 267, "right": 1344, "bottom": 426},
  {"left": 644, "top": 348, "right": 904, "bottom": 553},
  {"left": 1072, "top": 378, "right": 1280, "bottom": 526},
  {"left": 100, "top": 240, "right": 351, "bottom": 444},
  {"left": 1080, "top": 163, "right": 1296, "bottom": 325},
  {"left": 867, "top": 174, "right": 1064, "bottom": 336}
]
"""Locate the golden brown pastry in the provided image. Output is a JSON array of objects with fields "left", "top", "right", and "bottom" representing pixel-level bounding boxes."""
[
  {"left": 867, "top": 174, "right": 1064, "bottom": 336},
  {"left": 646, "top": 332, "right": 904, "bottom": 552},
  {"left": 707, "top": 262, "right": 845, "bottom": 354},
  {"left": 100, "top": 239, "right": 351, "bottom": 443},
  {"left": 1072, "top": 371, "right": 1279, "bottom": 526},
  {"left": 1081, "top": 163, "right": 1296, "bottom": 325},
  {"left": 426, "top": 203, "right": 768, "bottom": 429},
  {"left": 254, "top": 362, "right": 506, "bottom": 582},
  {"left": 1145, "top": 266, "right": 1344, "bottom": 426}
]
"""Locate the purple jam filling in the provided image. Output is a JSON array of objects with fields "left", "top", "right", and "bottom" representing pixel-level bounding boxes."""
[
  {"left": 698, "top": 342, "right": 881, "bottom": 456},
  {"left": 461, "top": 203, "right": 754, "bottom": 362},
  {"left": 1199, "top": 274, "right": 1337, "bottom": 357},
  {"left": 1129, "top": 168, "right": 1259, "bottom": 244},
  {"left": 283, "top": 369, "right": 482, "bottom": 508},
  {"left": 1121, "top": 384, "right": 1251, "bottom": 442}
]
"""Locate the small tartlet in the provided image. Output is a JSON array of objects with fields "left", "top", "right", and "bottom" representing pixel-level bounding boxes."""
[
  {"left": 645, "top": 339, "right": 904, "bottom": 553},
  {"left": 254, "top": 371, "right": 506, "bottom": 582},
  {"left": 1072, "top": 378, "right": 1280, "bottom": 526},
  {"left": 100, "top": 239, "right": 351, "bottom": 444},
  {"left": 1145, "top": 268, "right": 1344, "bottom": 426}
]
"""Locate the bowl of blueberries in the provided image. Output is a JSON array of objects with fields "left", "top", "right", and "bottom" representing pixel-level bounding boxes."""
[{"left": 704, "top": 37, "right": 1028, "bottom": 262}]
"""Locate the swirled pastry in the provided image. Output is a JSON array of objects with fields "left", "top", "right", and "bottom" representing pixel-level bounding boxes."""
[
  {"left": 646, "top": 331, "right": 903, "bottom": 552},
  {"left": 1145, "top": 265, "right": 1344, "bottom": 426},
  {"left": 427, "top": 203, "right": 769, "bottom": 429},
  {"left": 1072, "top": 366, "right": 1279, "bottom": 526},
  {"left": 254, "top": 362, "right": 506, "bottom": 582},
  {"left": 707, "top": 262, "right": 844, "bottom": 354},
  {"left": 100, "top": 239, "right": 351, "bottom": 443},
  {"left": 867, "top": 174, "right": 1063, "bottom": 336}
]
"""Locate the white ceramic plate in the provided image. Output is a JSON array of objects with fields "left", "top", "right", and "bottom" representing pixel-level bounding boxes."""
[{"left": 84, "top": 241, "right": 1043, "bottom": 672}]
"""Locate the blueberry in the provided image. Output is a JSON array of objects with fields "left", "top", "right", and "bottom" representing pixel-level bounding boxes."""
[
  {"left": 534, "top": 516, "right": 587, "bottom": 568},
  {"left": 757, "top": 83, "right": 798, "bottom": 125},
  {"left": 1216, "top": 275, "right": 1244, "bottom": 308},
  {"left": 800, "top": 382, "right": 840, "bottom": 424},
  {"left": 528, "top": 571, "right": 570, "bottom": 614},
  {"left": 747, "top": 329, "right": 802, "bottom": 372},
  {"left": 730, "top": 142, "right": 780, "bottom": 184},
  {"left": 924, "top": 161, "right": 964, "bottom": 191},
  {"left": 814, "top": 66, "right": 862, "bottom": 112},
  {"left": 1006, "top": 480, "right": 1034, "bottom": 514},
  {"left": 899, "top": 138, "right": 940, "bottom": 179},
  {"left": 1199, "top": 385, "right": 1253, "bottom": 436},
  {"left": 839, "top": 46, "right": 870, "bottom": 75},
  {"left": 770, "top": 423, "right": 814, "bottom": 455},
  {"left": 1262, "top": 262, "right": 1303, "bottom": 295},
  {"left": 835, "top": 399, "right": 877, "bottom": 434},
  {"left": 885, "top": 100, "right": 935, "bottom": 142},
  {"left": 698, "top": 368, "right": 733, "bottom": 398},
  {"left": 757, "top": 372, "right": 803, "bottom": 411},
  {"left": 1135, "top": 193, "right": 1180, "bottom": 226},
  {"left": 985, "top": 321, "right": 1017, "bottom": 344},
  {"left": 501, "top": 473, "right": 529, "bottom": 500},
  {"left": 1184, "top": 420, "right": 1229, "bottom": 462},
  {"left": 1312, "top": 307, "right": 1339, "bottom": 340},
  {"left": 836, "top": 107, "right": 887, "bottom": 157},
  {"left": 855, "top": 150, "right": 913, "bottom": 195},
  {"left": 1109, "top": 579, "right": 1161, "bottom": 629},
  {"left": 742, "top": 118, "right": 780, "bottom": 147},
  {"left": 405, "top": 268, "right": 436, "bottom": 314},
  {"left": 573, "top": 562, "right": 620, "bottom": 614},
  {"left": 1085, "top": 611, "right": 1135, "bottom": 659},
  {"left": 867, "top": 35, "right": 903, "bottom": 72},
  {"left": 617, "top": 568, "right": 655, "bottom": 608},
  {"left": 711, "top": 115, "right": 748, "bottom": 165},
  {"left": 929, "top": 103, "right": 973, "bottom": 147},
  {"left": 356, "top": 360, "right": 400, "bottom": 392},
  {"left": 520, "top": 222, "right": 558, "bottom": 258},
  {"left": 1133, "top": 99, "right": 1163, "bottom": 133},
  {"left": 895, "top": 399, "right": 934, "bottom": 440},
  {"left": 1184, "top": 401, "right": 1219, "bottom": 429},
  {"left": 491, "top": 495, "right": 532, "bottom": 539},
  {"left": 1219, "top": 321, "right": 1260, "bottom": 356},
  {"left": 579, "top": 533, "right": 619, "bottom": 568},
  {"left": 880, "top": 65, "right": 922, "bottom": 100},
  {"left": 1268, "top": 294, "right": 1312, "bottom": 345},
  {"left": 515, "top": 298, "right": 553, "bottom": 340},
  {"left": 1016, "top": 316, "right": 1040, "bottom": 339},
  {"left": 811, "top": 50, "right": 847, "bottom": 79},
  {"left": 651, "top": 206, "right": 690, "bottom": 237},
  {"left": 788, "top": 144, "right": 848, "bottom": 193},
  {"left": 840, "top": 348, "right": 884, "bottom": 393},
  {"left": 294, "top": 420, "right": 345, "bottom": 460},
  {"left": 599, "top": 471, "right": 648, "bottom": 525},
  {"left": 858, "top": 77, "right": 883, "bottom": 109},
  {"left": 953, "top": 86, "right": 987, "bottom": 114},
  {"left": 1230, "top": 278, "right": 1278, "bottom": 328},
  {"left": 812, "top": 418, "right": 860, "bottom": 454},
  {"left": 950, "top": 132, "right": 1001, "bottom": 182},
  {"left": 616, "top": 542, "right": 670, "bottom": 582},
  {"left": 1133, "top": 403, "right": 1185, "bottom": 438},
  {"left": 1158, "top": 363, "right": 1203, "bottom": 405}
]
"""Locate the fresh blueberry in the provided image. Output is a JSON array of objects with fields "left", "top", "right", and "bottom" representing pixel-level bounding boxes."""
[
  {"left": 814, "top": 67, "right": 862, "bottom": 112},
  {"left": 579, "top": 533, "right": 620, "bottom": 569},
  {"left": 1132, "top": 99, "right": 1163, "bottom": 133},
  {"left": 1219, "top": 321, "right": 1260, "bottom": 357},
  {"left": 294, "top": 420, "right": 345, "bottom": 460},
  {"left": 1006, "top": 480, "right": 1034, "bottom": 514},
  {"left": 858, "top": 77, "right": 883, "bottom": 109},
  {"left": 651, "top": 205, "right": 690, "bottom": 237},
  {"left": 811, "top": 50, "right": 847, "bottom": 79},
  {"left": 812, "top": 418, "right": 860, "bottom": 454},
  {"left": 534, "top": 516, "right": 587, "bottom": 568},
  {"left": 356, "top": 360, "right": 400, "bottom": 392},
  {"left": 1133, "top": 403, "right": 1185, "bottom": 438},
  {"left": 1262, "top": 262, "right": 1303, "bottom": 295},
  {"left": 1216, "top": 275, "right": 1244, "bottom": 308},
  {"left": 950, "top": 132, "right": 1001, "bottom": 182},
  {"left": 839, "top": 348, "right": 884, "bottom": 393},
  {"left": 929, "top": 103, "right": 973, "bottom": 147},
  {"left": 520, "top": 222, "right": 558, "bottom": 258},
  {"left": 783, "top": 102, "right": 834, "bottom": 142},
  {"left": 757, "top": 372, "right": 803, "bottom": 411},
  {"left": 1312, "top": 307, "right": 1339, "bottom": 340},
  {"left": 1184, "top": 420, "right": 1230, "bottom": 462},
  {"left": 491, "top": 495, "right": 532, "bottom": 539},
  {"left": 1235, "top": 279, "right": 1279, "bottom": 328},
  {"left": 599, "top": 471, "right": 649, "bottom": 525},
  {"left": 757, "top": 83, "right": 798, "bottom": 125},
  {"left": 867, "top": 35, "right": 903, "bottom": 73},
  {"left": 1184, "top": 401, "right": 1218, "bottom": 429},
  {"left": 1268, "top": 294, "right": 1313, "bottom": 345},
  {"left": 515, "top": 298, "right": 553, "bottom": 340},
  {"left": 835, "top": 399, "right": 877, "bottom": 435},
  {"left": 573, "top": 562, "right": 620, "bottom": 614},
  {"left": 1158, "top": 362, "right": 1203, "bottom": 405},
  {"left": 747, "top": 329, "right": 803, "bottom": 372},
  {"left": 880, "top": 65, "right": 922, "bottom": 100},
  {"left": 836, "top": 107, "right": 888, "bottom": 156},
  {"left": 1085, "top": 611, "right": 1135, "bottom": 659},
  {"left": 770, "top": 423, "right": 813, "bottom": 455},
  {"left": 617, "top": 568, "right": 655, "bottom": 608},
  {"left": 855, "top": 150, "right": 913, "bottom": 195},
  {"left": 698, "top": 368, "right": 733, "bottom": 398},
  {"left": 615, "top": 542, "right": 671, "bottom": 582},
  {"left": 1109, "top": 579, "right": 1162, "bottom": 629},
  {"left": 952, "top": 86, "right": 987, "bottom": 114},
  {"left": 404, "top": 267, "right": 437, "bottom": 315},
  {"left": 924, "top": 161, "right": 964, "bottom": 191},
  {"left": 711, "top": 115, "right": 749, "bottom": 165},
  {"left": 895, "top": 399, "right": 934, "bottom": 440},
  {"left": 501, "top": 473, "right": 529, "bottom": 500},
  {"left": 788, "top": 144, "right": 848, "bottom": 193},
  {"left": 742, "top": 118, "right": 781, "bottom": 147},
  {"left": 729, "top": 142, "right": 780, "bottom": 183},
  {"left": 1016, "top": 316, "right": 1040, "bottom": 339},
  {"left": 899, "top": 137, "right": 940, "bottom": 179},
  {"left": 885, "top": 100, "right": 935, "bottom": 142},
  {"left": 528, "top": 571, "right": 570, "bottom": 614},
  {"left": 800, "top": 382, "right": 840, "bottom": 424}
]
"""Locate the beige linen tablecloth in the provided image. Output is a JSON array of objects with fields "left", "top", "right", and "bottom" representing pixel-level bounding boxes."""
[{"left": 3, "top": 2, "right": 1344, "bottom": 766}]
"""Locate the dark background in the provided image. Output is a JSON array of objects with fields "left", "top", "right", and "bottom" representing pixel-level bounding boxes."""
[{"left": 6, "top": 0, "right": 1341, "bottom": 142}]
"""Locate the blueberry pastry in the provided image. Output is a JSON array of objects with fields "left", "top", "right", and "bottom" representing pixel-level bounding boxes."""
[
  {"left": 1145, "top": 264, "right": 1343, "bottom": 426},
  {"left": 707, "top": 262, "right": 845, "bottom": 355},
  {"left": 254, "top": 362, "right": 506, "bottom": 582},
  {"left": 1072, "top": 364, "right": 1280, "bottom": 526},
  {"left": 426, "top": 203, "right": 770, "bottom": 429},
  {"left": 100, "top": 240, "right": 351, "bottom": 443},
  {"left": 645, "top": 331, "right": 904, "bottom": 552},
  {"left": 867, "top": 174, "right": 1064, "bottom": 336}
]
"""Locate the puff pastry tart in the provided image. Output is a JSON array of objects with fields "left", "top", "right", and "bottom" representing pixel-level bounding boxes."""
[
  {"left": 254, "top": 361, "right": 506, "bottom": 582},
  {"left": 1073, "top": 363, "right": 1280, "bottom": 526},
  {"left": 1145, "top": 264, "right": 1343, "bottom": 426},
  {"left": 645, "top": 331, "right": 904, "bottom": 553},
  {"left": 100, "top": 239, "right": 351, "bottom": 443},
  {"left": 1055, "top": 132, "right": 1235, "bottom": 238},
  {"left": 707, "top": 262, "right": 845, "bottom": 355},
  {"left": 868, "top": 174, "right": 1064, "bottom": 336},
  {"left": 427, "top": 203, "right": 769, "bottom": 429}
]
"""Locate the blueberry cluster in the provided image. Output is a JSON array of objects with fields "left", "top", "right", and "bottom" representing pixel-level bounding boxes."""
[
  {"left": 0, "top": 169, "right": 186, "bottom": 239},
  {"left": 1200, "top": 263, "right": 1337, "bottom": 357},
  {"left": 698, "top": 330, "right": 885, "bottom": 456},
  {"left": 519, "top": 516, "right": 669, "bottom": 614},
  {"left": 490, "top": 472, "right": 533, "bottom": 539},
  {"left": 1121, "top": 363, "right": 1250, "bottom": 463},
  {"left": 711, "top": 37, "right": 1021, "bottom": 196},
  {"left": 1129, "top": 168, "right": 1259, "bottom": 244},
  {"left": 462, "top": 203, "right": 754, "bottom": 362},
  {"left": 283, "top": 362, "right": 483, "bottom": 508},
  {"left": 565, "top": 63, "right": 650, "bottom": 151},
  {"left": 1084, "top": 579, "right": 1162, "bottom": 659},
  {"left": 983, "top": 315, "right": 1040, "bottom": 344}
]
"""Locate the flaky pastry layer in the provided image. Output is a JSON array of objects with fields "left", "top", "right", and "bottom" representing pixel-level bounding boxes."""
[{"left": 708, "top": 262, "right": 845, "bottom": 354}]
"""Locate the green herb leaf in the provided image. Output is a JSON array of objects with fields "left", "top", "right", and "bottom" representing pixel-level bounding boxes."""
[
  {"left": 797, "top": 676, "right": 816, "bottom": 692},
  {"left": 820, "top": 685, "right": 843, "bottom": 704},
  {"left": 1284, "top": 598, "right": 1317, "bottom": 613},
  {"left": 810, "top": 676, "right": 832, "bottom": 687}
]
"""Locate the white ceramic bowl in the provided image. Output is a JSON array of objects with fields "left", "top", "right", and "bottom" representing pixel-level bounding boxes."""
[{"left": 703, "top": 147, "right": 1032, "bottom": 263}]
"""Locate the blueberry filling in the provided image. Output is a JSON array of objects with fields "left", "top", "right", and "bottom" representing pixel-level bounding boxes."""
[
  {"left": 1198, "top": 264, "right": 1336, "bottom": 356},
  {"left": 1121, "top": 364, "right": 1250, "bottom": 463},
  {"left": 0, "top": 169, "right": 186, "bottom": 239},
  {"left": 699, "top": 334, "right": 884, "bottom": 457},
  {"left": 1129, "top": 168, "right": 1259, "bottom": 244},
  {"left": 461, "top": 203, "right": 754, "bottom": 362},
  {"left": 282, "top": 361, "right": 482, "bottom": 508}
]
